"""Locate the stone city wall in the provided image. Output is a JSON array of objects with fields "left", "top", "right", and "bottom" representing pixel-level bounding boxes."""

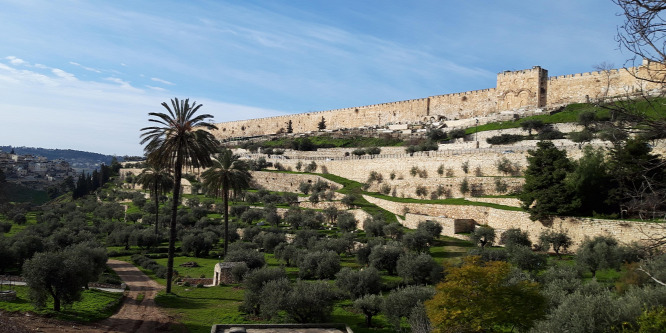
[
  {"left": 212, "top": 62, "right": 666, "bottom": 140},
  {"left": 364, "top": 195, "right": 663, "bottom": 250}
]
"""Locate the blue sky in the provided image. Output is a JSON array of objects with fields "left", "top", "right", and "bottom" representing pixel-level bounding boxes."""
[{"left": 0, "top": 0, "right": 631, "bottom": 156}]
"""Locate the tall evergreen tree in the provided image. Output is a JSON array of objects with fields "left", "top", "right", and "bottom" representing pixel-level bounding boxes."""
[{"left": 519, "top": 141, "right": 578, "bottom": 221}]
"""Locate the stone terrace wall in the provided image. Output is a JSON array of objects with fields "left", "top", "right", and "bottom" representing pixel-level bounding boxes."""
[
  {"left": 250, "top": 171, "right": 341, "bottom": 193},
  {"left": 364, "top": 195, "right": 663, "bottom": 250}
]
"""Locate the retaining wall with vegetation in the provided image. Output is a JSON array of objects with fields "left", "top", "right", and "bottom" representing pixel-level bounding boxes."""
[{"left": 364, "top": 195, "right": 663, "bottom": 250}]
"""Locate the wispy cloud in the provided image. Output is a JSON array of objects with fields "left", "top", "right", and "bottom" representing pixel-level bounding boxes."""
[
  {"left": 146, "top": 85, "right": 166, "bottom": 91},
  {"left": 6, "top": 56, "right": 26, "bottom": 66},
  {"left": 151, "top": 77, "right": 174, "bottom": 85},
  {"left": 70, "top": 61, "right": 101, "bottom": 73},
  {"left": 52, "top": 68, "right": 77, "bottom": 81},
  {"left": 0, "top": 60, "right": 286, "bottom": 155}
]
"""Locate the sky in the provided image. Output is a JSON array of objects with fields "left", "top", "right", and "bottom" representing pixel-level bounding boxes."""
[{"left": 0, "top": 0, "right": 634, "bottom": 156}]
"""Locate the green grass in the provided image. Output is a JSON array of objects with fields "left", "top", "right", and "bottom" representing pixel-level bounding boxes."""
[
  {"left": 4, "top": 212, "right": 38, "bottom": 237},
  {"left": 260, "top": 135, "right": 405, "bottom": 149},
  {"left": 155, "top": 284, "right": 249, "bottom": 333},
  {"left": 0, "top": 285, "right": 124, "bottom": 322},
  {"left": 365, "top": 193, "right": 524, "bottom": 212},
  {"left": 429, "top": 236, "right": 475, "bottom": 265},
  {"left": 465, "top": 102, "right": 606, "bottom": 135},
  {"left": 153, "top": 256, "right": 223, "bottom": 279}
]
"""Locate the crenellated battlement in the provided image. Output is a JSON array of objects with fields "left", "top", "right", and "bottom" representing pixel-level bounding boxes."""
[{"left": 213, "top": 62, "right": 666, "bottom": 139}]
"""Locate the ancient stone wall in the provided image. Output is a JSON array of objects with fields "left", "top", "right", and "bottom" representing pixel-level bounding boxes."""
[
  {"left": 428, "top": 88, "right": 496, "bottom": 120},
  {"left": 213, "top": 63, "right": 666, "bottom": 140},
  {"left": 364, "top": 195, "right": 663, "bottom": 250},
  {"left": 250, "top": 171, "right": 341, "bottom": 193}
]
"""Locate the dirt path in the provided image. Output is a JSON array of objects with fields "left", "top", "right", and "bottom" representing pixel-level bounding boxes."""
[{"left": 2, "top": 259, "right": 181, "bottom": 333}]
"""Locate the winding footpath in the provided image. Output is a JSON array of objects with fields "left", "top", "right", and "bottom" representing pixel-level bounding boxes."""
[{"left": 2, "top": 259, "right": 180, "bottom": 333}]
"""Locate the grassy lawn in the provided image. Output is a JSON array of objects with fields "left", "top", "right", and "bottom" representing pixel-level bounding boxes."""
[
  {"left": 155, "top": 284, "right": 249, "bottom": 333},
  {"left": 365, "top": 192, "right": 524, "bottom": 212},
  {"left": 0, "top": 285, "right": 124, "bottom": 322},
  {"left": 430, "top": 236, "right": 475, "bottom": 265},
  {"left": 4, "top": 212, "right": 38, "bottom": 237}
]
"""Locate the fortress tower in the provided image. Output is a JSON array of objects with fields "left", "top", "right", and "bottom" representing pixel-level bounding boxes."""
[{"left": 496, "top": 66, "right": 548, "bottom": 111}]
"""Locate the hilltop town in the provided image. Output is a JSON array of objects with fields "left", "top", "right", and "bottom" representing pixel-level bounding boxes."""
[{"left": 0, "top": 149, "right": 75, "bottom": 190}]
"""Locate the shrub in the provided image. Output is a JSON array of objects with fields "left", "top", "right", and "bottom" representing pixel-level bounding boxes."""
[
  {"left": 336, "top": 267, "right": 382, "bottom": 299},
  {"left": 283, "top": 280, "right": 337, "bottom": 323},
  {"left": 569, "top": 130, "right": 594, "bottom": 143},
  {"left": 228, "top": 205, "right": 249, "bottom": 219},
  {"left": 363, "top": 216, "right": 387, "bottom": 237},
  {"left": 298, "top": 250, "right": 341, "bottom": 279},
  {"left": 469, "top": 225, "right": 496, "bottom": 248},
  {"left": 367, "top": 171, "right": 383, "bottom": 183},
  {"left": 508, "top": 245, "right": 548, "bottom": 273},
  {"left": 494, "top": 178, "right": 509, "bottom": 193},
  {"left": 352, "top": 148, "right": 367, "bottom": 156},
  {"left": 418, "top": 220, "right": 443, "bottom": 237},
  {"left": 496, "top": 157, "right": 521, "bottom": 176},
  {"left": 397, "top": 252, "right": 443, "bottom": 285},
  {"left": 354, "top": 294, "right": 384, "bottom": 328},
  {"left": 486, "top": 134, "right": 524, "bottom": 145},
  {"left": 403, "top": 230, "right": 432, "bottom": 253},
  {"left": 538, "top": 129, "right": 565, "bottom": 140},
  {"left": 449, "top": 128, "right": 466, "bottom": 139},
  {"left": 224, "top": 248, "right": 265, "bottom": 269},
  {"left": 460, "top": 177, "right": 470, "bottom": 194},
  {"left": 382, "top": 222, "right": 404, "bottom": 240},
  {"left": 240, "top": 209, "right": 264, "bottom": 223},
  {"left": 415, "top": 185, "right": 428, "bottom": 198},
  {"left": 379, "top": 183, "right": 391, "bottom": 195},
  {"left": 384, "top": 285, "right": 436, "bottom": 331},
  {"left": 336, "top": 212, "right": 357, "bottom": 232},
  {"left": 369, "top": 243, "right": 404, "bottom": 275},
  {"left": 499, "top": 228, "right": 532, "bottom": 248},
  {"left": 230, "top": 262, "right": 249, "bottom": 283},
  {"left": 304, "top": 161, "right": 317, "bottom": 173},
  {"left": 462, "top": 161, "right": 469, "bottom": 174}
]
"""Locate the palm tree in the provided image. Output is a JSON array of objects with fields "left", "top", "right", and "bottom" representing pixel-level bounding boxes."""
[
  {"left": 201, "top": 149, "right": 252, "bottom": 256},
  {"left": 136, "top": 162, "right": 173, "bottom": 235},
  {"left": 140, "top": 98, "right": 218, "bottom": 293}
]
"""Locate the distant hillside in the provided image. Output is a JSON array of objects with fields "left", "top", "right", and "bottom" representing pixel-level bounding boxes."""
[{"left": 0, "top": 146, "right": 123, "bottom": 173}]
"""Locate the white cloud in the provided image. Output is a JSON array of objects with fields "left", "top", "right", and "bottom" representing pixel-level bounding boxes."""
[
  {"left": 146, "top": 85, "right": 166, "bottom": 91},
  {"left": 51, "top": 68, "right": 77, "bottom": 81},
  {"left": 151, "top": 77, "right": 174, "bottom": 85},
  {"left": 5, "top": 56, "right": 26, "bottom": 66},
  {"left": 69, "top": 61, "right": 101, "bottom": 73},
  {"left": 105, "top": 77, "right": 141, "bottom": 91},
  {"left": 0, "top": 58, "right": 286, "bottom": 155}
]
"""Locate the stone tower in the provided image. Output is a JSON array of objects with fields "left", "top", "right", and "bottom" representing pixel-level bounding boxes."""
[{"left": 496, "top": 66, "right": 548, "bottom": 110}]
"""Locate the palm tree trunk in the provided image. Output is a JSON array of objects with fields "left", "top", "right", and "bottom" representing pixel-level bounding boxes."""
[
  {"left": 223, "top": 178, "right": 229, "bottom": 257},
  {"left": 166, "top": 158, "right": 182, "bottom": 294},
  {"left": 154, "top": 182, "right": 159, "bottom": 235}
]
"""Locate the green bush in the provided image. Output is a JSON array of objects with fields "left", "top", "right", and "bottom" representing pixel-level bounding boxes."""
[{"left": 486, "top": 134, "right": 524, "bottom": 145}]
